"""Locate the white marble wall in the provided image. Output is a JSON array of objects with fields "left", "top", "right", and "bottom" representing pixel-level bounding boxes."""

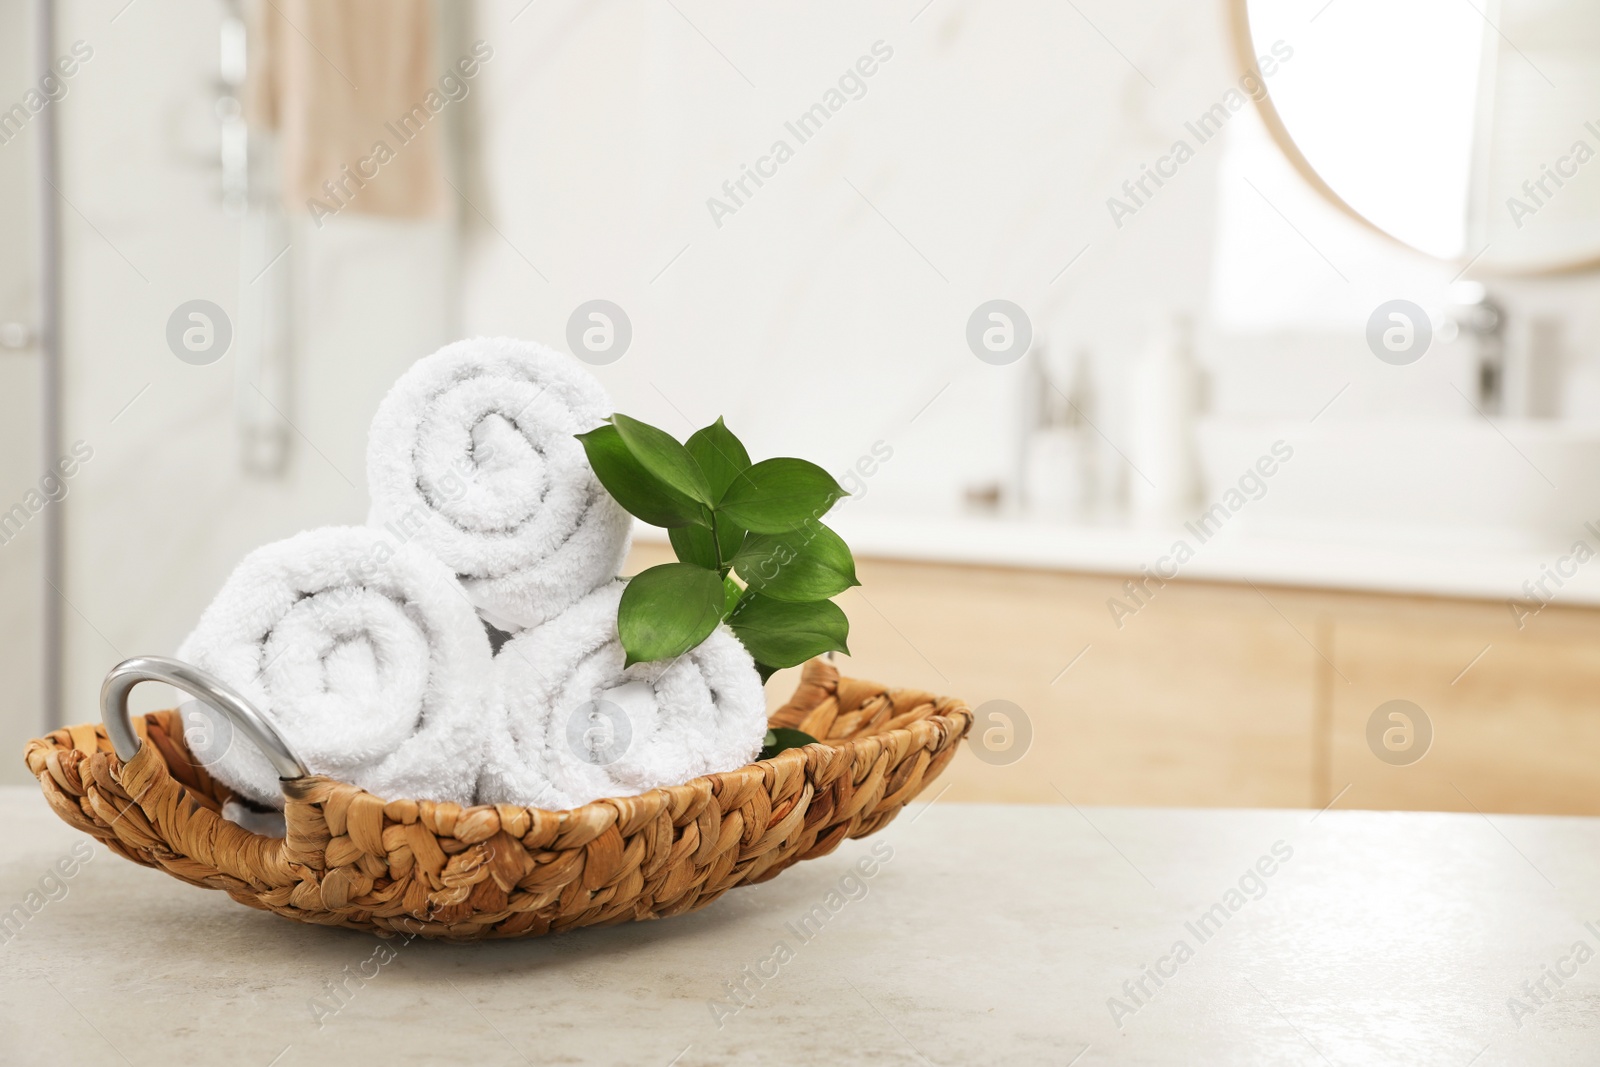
[{"left": 458, "top": 0, "right": 1231, "bottom": 516}]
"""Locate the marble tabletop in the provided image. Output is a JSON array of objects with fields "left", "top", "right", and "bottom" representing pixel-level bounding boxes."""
[{"left": 2, "top": 785, "right": 1597, "bottom": 1065}]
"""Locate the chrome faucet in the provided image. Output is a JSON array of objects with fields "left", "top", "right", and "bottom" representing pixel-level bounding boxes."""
[{"left": 1450, "top": 281, "right": 1506, "bottom": 414}]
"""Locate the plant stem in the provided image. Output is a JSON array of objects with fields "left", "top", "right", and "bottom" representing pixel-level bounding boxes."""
[{"left": 710, "top": 511, "right": 729, "bottom": 578}]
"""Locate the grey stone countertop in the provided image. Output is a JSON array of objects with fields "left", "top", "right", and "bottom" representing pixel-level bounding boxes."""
[{"left": 2, "top": 786, "right": 1597, "bottom": 1065}]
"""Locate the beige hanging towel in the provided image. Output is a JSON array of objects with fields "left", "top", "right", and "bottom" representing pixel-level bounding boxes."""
[{"left": 247, "top": 0, "right": 444, "bottom": 223}]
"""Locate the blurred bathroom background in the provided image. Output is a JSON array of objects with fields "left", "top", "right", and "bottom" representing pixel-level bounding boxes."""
[{"left": 4, "top": 0, "right": 1600, "bottom": 815}]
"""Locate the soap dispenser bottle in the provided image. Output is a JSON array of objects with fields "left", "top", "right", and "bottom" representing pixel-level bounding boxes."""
[{"left": 1128, "top": 315, "right": 1201, "bottom": 524}]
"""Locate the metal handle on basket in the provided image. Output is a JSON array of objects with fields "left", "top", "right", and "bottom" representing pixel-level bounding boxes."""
[{"left": 101, "top": 656, "right": 309, "bottom": 780}]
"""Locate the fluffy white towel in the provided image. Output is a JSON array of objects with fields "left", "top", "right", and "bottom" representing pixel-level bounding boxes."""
[
  {"left": 366, "top": 336, "right": 632, "bottom": 631},
  {"left": 176, "top": 526, "right": 492, "bottom": 808},
  {"left": 479, "top": 580, "right": 768, "bottom": 809}
]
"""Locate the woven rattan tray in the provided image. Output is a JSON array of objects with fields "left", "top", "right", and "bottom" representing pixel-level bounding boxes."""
[{"left": 24, "top": 658, "right": 970, "bottom": 940}]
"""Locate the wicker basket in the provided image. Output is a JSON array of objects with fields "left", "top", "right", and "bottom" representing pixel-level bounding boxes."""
[{"left": 24, "top": 658, "right": 971, "bottom": 941}]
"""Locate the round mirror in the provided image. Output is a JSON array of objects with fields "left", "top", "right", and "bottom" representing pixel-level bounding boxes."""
[{"left": 1232, "top": 0, "right": 1600, "bottom": 275}]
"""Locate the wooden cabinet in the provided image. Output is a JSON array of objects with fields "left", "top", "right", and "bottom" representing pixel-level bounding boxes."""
[
  {"left": 627, "top": 542, "right": 1600, "bottom": 814},
  {"left": 1328, "top": 602, "right": 1600, "bottom": 815}
]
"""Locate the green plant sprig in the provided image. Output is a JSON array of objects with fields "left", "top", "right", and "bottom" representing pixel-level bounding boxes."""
[
  {"left": 576, "top": 414, "right": 858, "bottom": 679},
  {"left": 759, "top": 727, "right": 819, "bottom": 760}
]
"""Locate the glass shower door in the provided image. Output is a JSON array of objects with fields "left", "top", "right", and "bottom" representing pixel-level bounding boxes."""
[{"left": 0, "top": 0, "right": 47, "bottom": 783}]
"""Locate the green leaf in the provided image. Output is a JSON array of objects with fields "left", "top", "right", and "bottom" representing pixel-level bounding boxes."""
[
  {"left": 718, "top": 458, "right": 846, "bottom": 533},
  {"left": 755, "top": 662, "right": 780, "bottom": 684},
  {"left": 727, "top": 593, "right": 849, "bottom": 668},
  {"left": 732, "top": 523, "right": 859, "bottom": 602},
  {"left": 759, "top": 727, "right": 819, "bottom": 760},
  {"left": 612, "top": 413, "right": 713, "bottom": 506},
  {"left": 668, "top": 524, "right": 718, "bottom": 569},
  {"left": 577, "top": 425, "right": 706, "bottom": 528},
  {"left": 669, "top": 520, "right": 746, "bottom": 573},
  {"left": 617, "top": 563, "right": 725, "bottom": 666},
  {"left": 685, "top": 417, "right": 752, "bottom": 500},
  {"left": 686, "top": 421, "right": 750, "bottom": 563},
  {"left": 714, "top": 519, "right": 746, "bottom": 567},
  {"left": 722, "top": 575, "right": 744, "bottom": 618}
]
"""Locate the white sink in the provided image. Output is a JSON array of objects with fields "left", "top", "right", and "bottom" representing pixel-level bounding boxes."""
[{"left": 1196, "top": 419, "right": 1600, "bottom": 548}]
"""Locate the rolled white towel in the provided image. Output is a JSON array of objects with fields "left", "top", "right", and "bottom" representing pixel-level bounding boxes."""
[
  {"left": 366, "top": 336, "right": 632, "bottom": 631},
  {"left": 176, "top": 527, "right": 492, "bottom": 808},
  {"left": 479, "top": 580, "right": 768, "bottom": 809}
]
